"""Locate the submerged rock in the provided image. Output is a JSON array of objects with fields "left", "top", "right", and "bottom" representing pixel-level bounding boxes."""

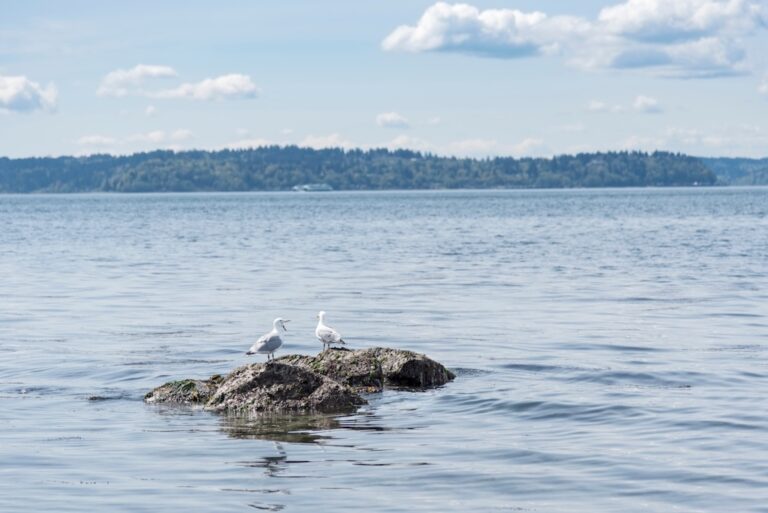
[
  {"left": 277, "top": 347, "right": 455, "bottom": 392},
  {"left": 145, "top": 347, "right": 454, "bottom": 414}
]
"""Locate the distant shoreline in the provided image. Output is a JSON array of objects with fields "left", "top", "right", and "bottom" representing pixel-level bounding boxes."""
[{"left": 1, "top": 147, "right": 765, "bottom": 193}]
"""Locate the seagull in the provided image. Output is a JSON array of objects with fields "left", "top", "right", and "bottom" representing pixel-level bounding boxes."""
[
  {"left": 246, "top": 317, "right": 289, "bottom": 361},
  {"left": 315, "top": 311, "right": 346, "bottom": 351}
]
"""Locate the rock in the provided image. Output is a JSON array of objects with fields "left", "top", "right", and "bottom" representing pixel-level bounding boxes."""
[
  {"left": 144, "top": 347, "right": 454, "bottom": 414},
  {"left": 144, "top": 375, "right": 222, "bottom": 405},
  {"left": 371, "top": 347, "right": 456, "bottom": 388},
  {"left": 277, "top": 349, "right": 383, "bottom": 392},
  {"left": 206, "top": 362, "right": 366, "bottom": 413},
  {"left": 276, "top": 347, "right": 455, "bottom": 392}
]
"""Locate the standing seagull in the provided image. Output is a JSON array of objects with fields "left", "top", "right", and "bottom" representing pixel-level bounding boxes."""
[
  {"left": 246, "top": 317, "right": 289, "bottom": 361},
  {"left": 315, "top": 311, "right": 346, "bottom": 351}
]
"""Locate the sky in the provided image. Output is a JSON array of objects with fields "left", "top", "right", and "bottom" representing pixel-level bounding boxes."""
[{"left": 2, "top": 0, "right": 768, "bottom": 159}]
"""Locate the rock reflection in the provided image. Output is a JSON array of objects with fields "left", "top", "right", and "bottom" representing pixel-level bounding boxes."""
[{"left": 220, "top": 412, "right": 341, "bottom": 444}]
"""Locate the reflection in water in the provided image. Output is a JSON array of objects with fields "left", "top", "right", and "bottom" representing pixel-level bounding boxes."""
[
  {"left": 241, "top": 442, "right": 288, "bottom": 478},
  {"left": 221, "top": 412, "right": 341, "bottom": 444}
]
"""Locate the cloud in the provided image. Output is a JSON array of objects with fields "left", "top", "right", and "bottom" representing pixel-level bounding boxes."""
[
  {"left": 224, "top": 138, "right": 274, "bottom": 150},
  {"left": 97, "top": 66, "right": 259, "bottom": 101},
  {"left": 384, "top": 0, "right": 766, "bottom": 77},
  {"left": 633, "top": 94, "right": 662, "bottom": 113},
  {"left": 0, "top": 74, "right": 57, "bottom": 113},
  {"left": 587, "top": 95, "right": 662, "bottom": 113},
  {"left": 588, "top": 100, "right": 624, "bottom": 112},
  {"left": 376, "top": 111, "right": 410, "bottom": 128},
  {"left": 97, "top": 64, "right": 177, "bottom": 97},
  {"left": 760, "top": 75, "right": 768, "bottom": 95},
  {"left": 385, "top": 135, "right": 433, "bottom": 152},
  {"left": 449, "top": 138, "right": 497, "bottom": 154},
  {"left": 511, "top": 137, "right": 546, "bottom": 156},
  {"left": 76, "top": 129, "right": 193, "bottom": 152},
  {"left": 153, "top": 74, "right": 259, "bottom": 100},
  {"left": 300, "top": 133, "right": 353, "bottom": 150},
  {"left": 76, "top": 135, "right": 116, "bottom": 146},
  {"left": 145, "top": 105, "right": 157, "bottom": 116},
  {"left": 128, "top": 130, "right": 167, "bottom": 144},
  {"left": 382, "top": 2, "right": 587, "bottom": 58},
  {"left": 597, "top": 0, "right": 765, "bottom": 43},
  {"left": 127, "top": 129, "right": 194, "bottom": 144},
  {"left": 170, "top": 129, "right": 193, "bottom": 141}
]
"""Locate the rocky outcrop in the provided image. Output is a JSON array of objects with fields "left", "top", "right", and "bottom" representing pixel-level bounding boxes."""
[
  {"left": 277, "top": 348, "right": 455, "bottom": 392},
  {"left": 144, "top": 347, "right": 454, "bottom": 414},
  {"left": 206, "top": 362, "right": 365, "bottom": 413}
]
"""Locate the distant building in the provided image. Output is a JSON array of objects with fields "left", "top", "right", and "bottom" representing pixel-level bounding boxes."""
[{"left": 292, "top": 183, "right": 334, "bottom": 192}]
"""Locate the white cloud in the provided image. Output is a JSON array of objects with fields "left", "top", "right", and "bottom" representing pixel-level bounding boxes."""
[
  {"left": 587, "top": 96, "right": 662, "bottom": 113},
  {"left": 511, "top": 137, "right": 546, "bottom": 156},
  {"left": 77, "top": 129, "right": 193, "bottom": 151},
  {"left": 300, "top": 133, "right": 353, "bottom": 150},
  {"left": 170, "top": 129, "right": 193, "bottom": 141},
  {"left": 385, "top": 135, "right": 433, "bottom": 152},
  {"left": 598, "top": 0, "right": 765, "bottom": 42},
  {"left": 448, "top": 138, "right": 497, "bottom": 155},
  {"left": 224, "top": 138, "right": 274, "bottom": 150},
  {"left": 427, "top": 116, "right": 442, "bottom": 125},
  {"left": 384, "top": 0, "right": 766, "bottom": 77},
  {"left": 621, "top": 134, "right": 665, "bottom": 151},
  {"left": 633, "top": 94, "right": 662, "bottom": 113},
  {"left": 128, "top": 130, "right": 167, "bottom": 144},
  {"left": 153, "top": 74, "right": 259, "bottom": 101},
  {"left": 97, "top": 67, "right": 259, "bottom": 101},
  {"left": 382, "top": 2, "right": 587, "bottom": 58},
  {"left": 588, "top": 100, "right": 624, "bottom": 112},
  {"left": 97, "top": 64, "right": 177, "bottom": 97},
  {"left": 145, "top": 105, "right": 157, "bottom": 116},
  {"left": 76, "top": 135, "right": 116, "bottom": 146},
  {"left": 760, "top": 75, "right": 768, "bottom": 95},
  {"left": 0, "top": 74, "right": 57, "bottom": 113},
  {"left": 376, "top": 111, "right": 410, "bottom": 128}
]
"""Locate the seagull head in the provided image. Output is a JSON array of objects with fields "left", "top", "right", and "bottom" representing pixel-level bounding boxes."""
[
  {"left": 273, "top": 317, "right": 290, "bottom": 332},
  {"left": 317, "top": 311, "right": 326, "bottom": 321}
]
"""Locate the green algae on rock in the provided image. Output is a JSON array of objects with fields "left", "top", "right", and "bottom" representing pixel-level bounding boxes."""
[{"left": 144, "top": 375, "right": 223, "bottom": 405}]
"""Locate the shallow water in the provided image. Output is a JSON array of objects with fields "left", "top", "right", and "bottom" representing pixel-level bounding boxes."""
[{"left": 1, "top": 188, "right": 767, "bottom": 512}]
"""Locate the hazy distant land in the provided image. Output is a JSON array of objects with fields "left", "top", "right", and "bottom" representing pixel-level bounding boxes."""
[{"left": 0, "top": 147, "right": 763, "bottom": 193}]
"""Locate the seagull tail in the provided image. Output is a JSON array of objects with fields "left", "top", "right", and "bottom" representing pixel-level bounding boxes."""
[
  {"left": 245, "top": 350, "right": 255, "bottom": 355},
  {"left": 339, "top": 338, "right": 347, "bottom": 345}
]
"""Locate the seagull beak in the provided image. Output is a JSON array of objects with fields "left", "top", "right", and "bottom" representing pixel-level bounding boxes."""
[{"left": 283, "top": 320, "right": 290, "bottom": 331}]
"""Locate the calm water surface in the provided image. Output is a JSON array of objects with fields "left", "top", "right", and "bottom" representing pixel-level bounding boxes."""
[{"left": 1, "top": 188, "right": 767, "bottom": 512}]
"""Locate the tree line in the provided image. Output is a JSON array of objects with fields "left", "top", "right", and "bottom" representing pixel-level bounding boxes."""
[{"left": 0, "top": 147, "right": 718, "bottom": 193}]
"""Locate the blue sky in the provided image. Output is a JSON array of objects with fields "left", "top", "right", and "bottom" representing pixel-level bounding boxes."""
[{"left": 2, "top": 0, "right": 768, "bottom": 158}]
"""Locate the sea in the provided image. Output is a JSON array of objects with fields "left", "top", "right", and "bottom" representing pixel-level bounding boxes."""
[{"left": 1, "top": 187, "right": 766, "bottom": 512}]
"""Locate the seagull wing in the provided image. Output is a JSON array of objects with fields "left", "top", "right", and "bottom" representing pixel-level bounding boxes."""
[
  {"left": 247, "top": 332, "right": 282, "bottom": 354},
  {"left": 316, "top": 325, "right": 344, "bottom": 345}
]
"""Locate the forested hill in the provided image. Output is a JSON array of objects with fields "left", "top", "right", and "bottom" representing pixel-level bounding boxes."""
[
  {"left": 700, "top": 157, "right": 768, "bottom": 185},
  {"left": 0, "top": 147, "right": 717, "bottom": 193}
]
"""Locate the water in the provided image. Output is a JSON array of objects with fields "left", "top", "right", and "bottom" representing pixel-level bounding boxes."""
[{"left": 1, "top": 188, "right": 767, "bottom": 512}]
